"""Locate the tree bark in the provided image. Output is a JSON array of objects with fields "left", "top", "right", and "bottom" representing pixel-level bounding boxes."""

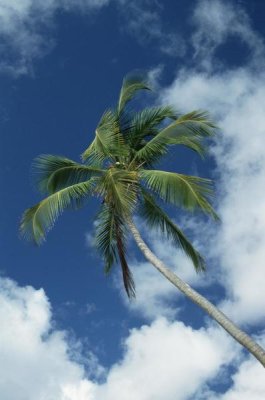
[{"left": 128, "top": 220, "right": 265, "bottom": 368}]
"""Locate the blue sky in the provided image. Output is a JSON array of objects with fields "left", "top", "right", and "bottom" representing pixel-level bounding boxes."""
[{"left": 1, "top": 0, "right": 265, "bottom": 398}]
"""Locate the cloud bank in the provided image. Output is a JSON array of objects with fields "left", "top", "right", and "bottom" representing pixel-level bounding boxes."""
[
  {"left": 2, "top": 276, "right": 265, "bottom": 400},
  {"left": 161, "top": 37, "right": 265, "bottom": 327},
  {"left": 0, "top": 276, "right": 242, "bottom": 400}
]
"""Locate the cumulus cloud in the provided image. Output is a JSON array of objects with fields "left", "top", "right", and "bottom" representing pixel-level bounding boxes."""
[
  {"left": 0, "top": 0, "right": 109, "bottom": 75},
  {"left": 1, "top": 276, "right": 243, "bottom": 400},
  {"left": 161, "top": 66, "right": 265, "bottom": 326},
  {"left": 0, "top": 277, "right": 99, "bottom": 400},
  {"left": 95, "top": 318, "right": 237, "bottom": 400},
  {"left": 159, "top": 0, "right": 265, "bottom": 327},
  {"left": 203, "top": 345, "right": 265, "bottom": 400},
  {"left": 6, "top": 273, "right": 263, "bottom": 400}
]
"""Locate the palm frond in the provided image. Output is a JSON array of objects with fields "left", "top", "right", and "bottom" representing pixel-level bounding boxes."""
[
  {"left": 96, "top": 169, "right": 138, "bottom": 215},
  {"left": 127, "top": 105, "right": 177, "bottom": 148},
  {"left": 133, "top": 110, "right": 216, "bottom": 164},
  {"left": 95, "top": 204, "right": 117, "bottom": 272},
  {"left": 117, "top": 75, "right": 150, "bottom": 115},
  {"left": 20, "top": 179, "right": 96, "bottom": 244},
  {"left": 115, "top": 221, "right": 136, "bottom": 298},
  {"left": 176, "top": 111, "right": 216, "bottom": 133},
  {"left": 82, "top": 110, "right": 126, "bottom": 163},
  {"left": 140, "top": 169, "right": 219, "bottom": 220},
  {"left": 139, "top": 189, "right": 205, "bottom": 271},
  {"left": 95, "top": 204, "right": 135, "bottom": 297},
  {"left": 33, "top": 154, "right": 103, "bottom": 194}
]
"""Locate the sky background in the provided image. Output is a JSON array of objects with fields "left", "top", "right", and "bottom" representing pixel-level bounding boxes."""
[{"left": 1, "top": 0, "right": 265, "bottom": 399}]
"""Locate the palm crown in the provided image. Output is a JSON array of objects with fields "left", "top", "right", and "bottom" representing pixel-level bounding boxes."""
[{"left": 20, "top": 75, "right": 218, "bottom": 298}]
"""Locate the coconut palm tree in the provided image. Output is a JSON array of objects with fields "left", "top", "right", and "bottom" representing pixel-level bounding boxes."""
[{"left": 20, "top": 75, "right": 265, "bottom": 367}]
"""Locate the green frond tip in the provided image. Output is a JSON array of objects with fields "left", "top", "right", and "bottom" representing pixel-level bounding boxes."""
[
  {"left": 140, "top": 189, "right": 205, "bottom": 272},
  {"left": 33, "top": 154, "right": 103, "bottom": 194},
  {"left": 176, "top": 110, "right": 217, "bottom": 134},
  {"left": 20, "top": 179, "right": 96, "bottom": 245},
  {"left": 127, "top": 105, "right": 177, "bottom": 149},
  {"left": 133, "top": 109, "right": 217, "bottom": 165},
  {"left": 140, "top": 169, "right": 219, "bottom": 220},
  {"left": 117, "top": 74, "right": 151, "bottom": 115}
]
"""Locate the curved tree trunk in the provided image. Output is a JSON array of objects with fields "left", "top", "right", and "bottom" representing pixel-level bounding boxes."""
[{"left": 128, "top": 220, "right": 265, "bottom": 368}]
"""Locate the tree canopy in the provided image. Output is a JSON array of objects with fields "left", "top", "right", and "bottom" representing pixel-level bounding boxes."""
[{"left": 20, "top": 74, "right": 217, "bottom": 298}]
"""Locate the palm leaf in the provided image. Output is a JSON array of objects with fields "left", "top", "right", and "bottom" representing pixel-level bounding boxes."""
[
  {"left": 140, "top": 169, "right": 219, "bottom": 219},
  {"left": 139, "top": 189, "right": 205, "bottom": 271},
  {"left": 95, "top": 204, "right": 117, "bottom": 272},
  {"left": 33, "top": 154, "right": 103, "bottom": 194},
  {"left": 176, "top": 111, "right": 216, "bottom": 133},
  {"left": 96, "top": 169, "right": 138, "bottom": 215},
  {"left": 127, "top": 105, "right": 177, "bottom": 149},
  {"left": 117, "top": 75, "right": 150, "bottom": 115},
  {"left": 20, "top": 179, "right": 96, "bottom": 244},
  {"left": 115, "top": 220, "right": 136, "bottom": 298},
  {"left": 82, "top": 110, "right": 126, "bottom": 163},
  {"left": 133, "top": 110, "right": 216, "bottom": 164},
  {"left": 95, "top": 204, "right": 135, "bottom": 297}
]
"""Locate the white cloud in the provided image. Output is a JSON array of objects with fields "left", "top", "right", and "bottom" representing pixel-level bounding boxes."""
[
  {"left": 192, "top": 0, "right": 264, "bottom": 69},
  {"left": 3, "top": 275, "right": 265, "bottom": 400},
  {"left": 0, "top": 0, "right": 109, "bottom": 75},
  {"left": 202, "top": 344, "right": 265, "bottom": 400},
  {"left": 0, "top": 275, "right": 240, "bottom": 400},
  {"left": 95, "top": 318, "right": 236, "bottom": 400},
  {"left": 0, "top": 277, "right": 98, "bottom": 400},
  {"left": 161, "top": 66, "right": 265, "bottom": 326},
  {"left": 218, "top": 358, "right": 265, "bottom": 400}
]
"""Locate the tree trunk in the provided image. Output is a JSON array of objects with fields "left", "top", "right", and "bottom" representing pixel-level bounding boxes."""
[{"left": 128, "top": 220, "right": 265, "bottom": 368}]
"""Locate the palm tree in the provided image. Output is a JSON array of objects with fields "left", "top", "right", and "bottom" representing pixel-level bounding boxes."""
[{"left": 20, "top": 75, "right": 265, "bottom": 367}]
